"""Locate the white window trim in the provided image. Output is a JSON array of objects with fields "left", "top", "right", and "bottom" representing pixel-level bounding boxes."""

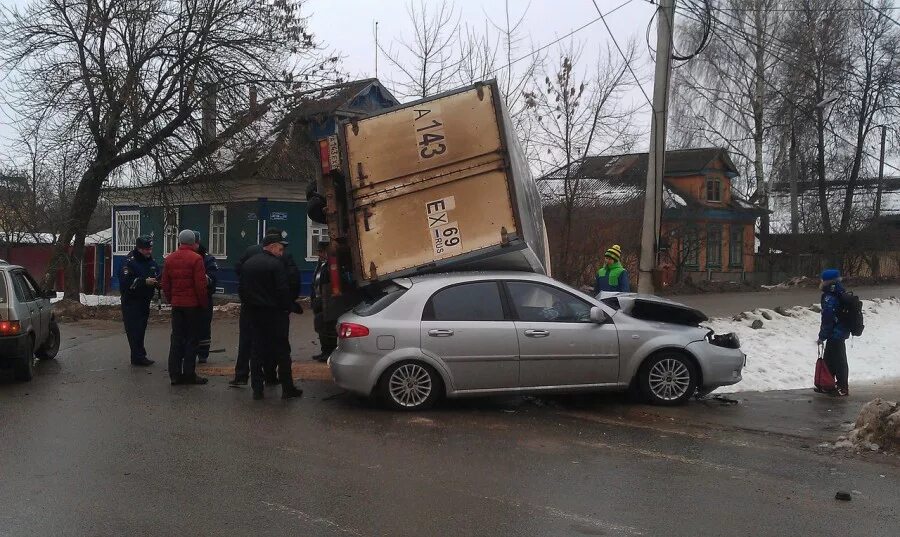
[
  {"left": 209, "top": 205, "right": 227, "bottom": 258},
  {"left": 114, "top": 210, "right": 141, "bottom": 255},
  {"left": 163, "top": 208, "right": 180, "bottom": 257},
  {"left": 306, "top": 218, "right": 329, "bottom": 262}
]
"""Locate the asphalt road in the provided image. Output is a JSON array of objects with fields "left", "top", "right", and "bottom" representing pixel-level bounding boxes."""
[
  {"left": 674, "top": 285, "right": 900, "bottom": 317},
  {"left": 2, "top": 313, "right": 899, "bottom": 537}
]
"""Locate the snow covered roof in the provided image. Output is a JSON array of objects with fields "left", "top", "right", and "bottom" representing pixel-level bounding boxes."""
[{"left": 0, "top": 227, "right": 112, "bottom": 245}]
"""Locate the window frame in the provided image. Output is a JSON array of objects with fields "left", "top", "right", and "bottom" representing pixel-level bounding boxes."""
[
  {"left": 729, "top": 225, "right": 744, "bottom": 268},
  {"left": 502, "top": 280, "right": 595, "bottom": 324},
  {"left": 421, "top": 280, "right": 508, "bottom": 322},
  {"left": 209, "top": 205, "right": 227, "bottom": 258},
  {"left": 114, "top": 210, "right": 141, "bottom": 255},
  {"left": 706, "top": 224, "right": 723, "bottom": 269},
  {"left": 705, "top": 177, "right": 722, "bottom": 203},
  {"left": 163, "top": 207, "right": 180, "bottom": 257},
  {"left": 306, "top": 217, "right": 329, "bottom": 262}
]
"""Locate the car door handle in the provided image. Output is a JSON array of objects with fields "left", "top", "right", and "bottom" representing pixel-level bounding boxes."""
[
  {"left": 524, "top": 329, "right": 550, "bottom": 338},
  {"left": 428, "top": 329, "right": 454, "bottom": 337}
]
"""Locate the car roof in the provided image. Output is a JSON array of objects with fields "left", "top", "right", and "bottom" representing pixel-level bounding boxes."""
[
  {"left": 0, "top": 262, "right": 24, "bottom": 271},
  {"left": 404, "top": 271, "right": 552, "bottom": 285}
]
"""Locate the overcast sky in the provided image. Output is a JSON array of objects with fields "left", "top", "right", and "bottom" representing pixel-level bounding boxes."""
[{"left": 0, "top": 0, "right": 660, "bottom": 161}]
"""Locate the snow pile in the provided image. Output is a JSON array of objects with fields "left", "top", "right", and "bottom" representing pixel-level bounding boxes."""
[
  {"left": 51, "top": 293, "right": 121, "bottom": 306},
  {"left": 833, "top": 398, "right": 900, "bottom": 452},
  {"left": 707, "top": 297, "right": 900, "bottom": 392},
  {"left": 761, "top": 276, "right": 816, "bottom": 290}
]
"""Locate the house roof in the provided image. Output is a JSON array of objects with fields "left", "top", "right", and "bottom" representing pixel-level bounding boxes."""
[{"left": 538, "top": 148, "right": 765, "bottom": 218}]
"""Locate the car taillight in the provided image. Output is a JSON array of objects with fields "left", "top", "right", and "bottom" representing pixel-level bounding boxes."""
[
  {"left": 0, "top": 320, "right": 21, "bottom": 335},
  {"left": 338, "top": 322, "right": 369, "bottom": 339}
]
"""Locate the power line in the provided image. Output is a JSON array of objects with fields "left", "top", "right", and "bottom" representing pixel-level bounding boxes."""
[
  {"left": 485, "top": 0, "right": 636, "bottom": 77},
  {"left": 591, "top": 0, "right": 653, "bottom": 105},
  {"left": 861, "top": 0, "right": 900, "bottom": 28}
]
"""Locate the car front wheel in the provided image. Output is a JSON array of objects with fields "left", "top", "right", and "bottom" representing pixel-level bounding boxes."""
[
  {"left": 378, "top": 361, "right": 442, "bottom": 411},
  {"left": 639, "top": 352, "right": 697, "bottom": 406}
]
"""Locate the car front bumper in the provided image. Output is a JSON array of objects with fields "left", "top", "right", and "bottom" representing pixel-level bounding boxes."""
[{"left": 686, "top": 340, "right": 746, "bottom": 389}]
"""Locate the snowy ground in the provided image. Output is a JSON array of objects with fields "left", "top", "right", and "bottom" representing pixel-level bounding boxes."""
[
  {"left": 707, "top": 297, "right": 900, "bottom": 393},
  {"left": 51, "top": 293, "right": 121, "bottom": 306}
]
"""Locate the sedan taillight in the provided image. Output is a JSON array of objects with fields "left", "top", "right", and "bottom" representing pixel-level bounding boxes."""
[
  {"left": 0, "top": 320, "right": 21, "bottom": 335},
  {"left": 338, "top": 322, "right": 370, "bottom": 339}
]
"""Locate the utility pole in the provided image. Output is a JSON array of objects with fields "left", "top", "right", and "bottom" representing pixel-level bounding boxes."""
[
  {"left": 789, "top": 123, "right": 800, "bottom": 275},
  {"left": 875, "top": 125, "right": 886, "bottom": 220},
  {"left": 638, "top": 0, "right": 676, "bottom": 294}
]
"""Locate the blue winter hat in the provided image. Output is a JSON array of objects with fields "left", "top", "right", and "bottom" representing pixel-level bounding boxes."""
[{"left": 821, "top": 268, "right": 841, "bottom": 281}]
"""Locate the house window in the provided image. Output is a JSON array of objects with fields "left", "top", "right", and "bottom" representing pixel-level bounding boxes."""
[
  {"left": 730, "top": 225, "right": 744, "bottom": 268},
  {"left": 163, "top": 208, "right": 179, "bottom": 256},
  {"left": 706, "top": 224, "right": 722, "bottom": 268},
  {"left": 306, "top": 218, "right": 329, "bottom": 262},
  {"left": 209, "top": 205, "right": 227, "bottom": 257},
  {"left": 680, "top": 226, "right": 700, "bottom": 268},
  {"left": 706, "top": 177, "right": 722, "bottom": 202},
  {"left": 114, "top": 210, "right": 140, "bottom": 254}
]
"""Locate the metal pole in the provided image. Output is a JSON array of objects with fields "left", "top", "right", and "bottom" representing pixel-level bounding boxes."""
[
  {"left": 875, "top": 125, "right": 886, "bottom": 220},
  {"left": 790, "top": 124, "right": 799, "bottom": 235},
  {"left": 638, "top": 0, "right": 675, "bottom": 294}
]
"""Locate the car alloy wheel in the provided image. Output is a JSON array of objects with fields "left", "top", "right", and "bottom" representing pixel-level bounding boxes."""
[
  {"left": 640, "top": 352, "right": 697, "bottom": 406},
  {"left": 388, "top": 363, "right": 433, "bottom": 408},
  {"left": 648, "top": 358, "right": 691, "bottom": 401}
]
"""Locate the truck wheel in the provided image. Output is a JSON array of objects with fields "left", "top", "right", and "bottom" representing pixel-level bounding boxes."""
[
  {"left": 378, "top": 361, "right": 442, "bottom": 411},
  {"left": 37, "top": 320, "right": 60, "bottom": 360},
  {"left": 14, "top": 335, "right": 35, "bottom": 382},
  {"left": 639, "top": 352, "right": 697, "bottom": 406}
]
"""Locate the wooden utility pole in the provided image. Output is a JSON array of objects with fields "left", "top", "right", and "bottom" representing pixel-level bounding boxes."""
[
  {"left": 638, "top": 0, "right": 676, "bottom": 294},
  {"left": 875, "top": 125, "right": 886, "bottom": 220}
]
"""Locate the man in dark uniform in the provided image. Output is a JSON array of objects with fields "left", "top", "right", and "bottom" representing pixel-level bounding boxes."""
[
  {"left": 229, "top": 227, "right": 303, "bottom": 385},
  {"left": 311, "top": 241, "right": 336, "bottom": 362},
  {"left": 193, "top": 231, "right": 218, "bottom": 364},
  {"left": 118, "top": 235, "right": 159, "bottom": 366},
  {"left": 239, "top": 234, "right": 303, "bottom": 400}
]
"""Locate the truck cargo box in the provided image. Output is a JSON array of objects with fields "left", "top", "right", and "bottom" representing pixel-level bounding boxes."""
[{"left": 339, "top": 80, "right": 548, "bottom": 283}]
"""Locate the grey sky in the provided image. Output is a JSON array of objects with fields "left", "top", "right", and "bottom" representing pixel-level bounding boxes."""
[{"left": 0, "top": 0, "right": 659, "bottom": 160}]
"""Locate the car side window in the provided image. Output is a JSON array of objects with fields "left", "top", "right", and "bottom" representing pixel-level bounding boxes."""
[
  {"left": 506, "top": 281, "right": 593, "bottom": 323},
  {"left": 11, "top": 272, "right": 34, "bottom": 302},
  {"left": 21, "top": 271, "right": 45, "bottom": 300},
  {"left": 423, "top": 281, "right": 505, "bottom": 321}
]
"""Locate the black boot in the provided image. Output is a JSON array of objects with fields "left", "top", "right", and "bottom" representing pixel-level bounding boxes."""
[
  {"left": 282, "top": 385, "right": 304, "bottom": 400},
  {"left": 252, "top": 390, "right": 264, "bottom": 400}
]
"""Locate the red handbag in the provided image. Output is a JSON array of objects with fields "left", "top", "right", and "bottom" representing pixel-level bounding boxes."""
[{"left": 814, "top": 345, "right": 836, "bottom": 392}]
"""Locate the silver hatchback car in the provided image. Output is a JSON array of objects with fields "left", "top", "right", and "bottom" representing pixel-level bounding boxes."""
[
  {"left": 329, "top": 271, "right": 745, "bottom": 410},
  {"left": 0, "top": 261, "right": 61, "bottom": 381}
]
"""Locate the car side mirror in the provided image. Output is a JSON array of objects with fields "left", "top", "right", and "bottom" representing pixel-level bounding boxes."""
[{"left": 590, "top": 306, "right": 609, "bottom": 324}]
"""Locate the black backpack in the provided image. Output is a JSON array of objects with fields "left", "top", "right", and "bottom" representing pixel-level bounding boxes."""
[{"left": 837, "top": 292, "right": 865, "bottom": 337}]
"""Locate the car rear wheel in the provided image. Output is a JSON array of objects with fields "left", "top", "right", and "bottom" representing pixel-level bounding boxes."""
[
  {"left": 36, "top": 319, "right": 60, "bottom": 360},
  {"left": 378, "top": 361, "right": 442, "bottom": 411},
  {"left": 14, "top": 334, "right": 35, "bottom": 382},
  {"left": 639, "top": 352, "right": 697, "bottom": 406}
]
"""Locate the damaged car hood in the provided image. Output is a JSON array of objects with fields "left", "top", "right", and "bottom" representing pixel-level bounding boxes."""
[{"left": 597, "top": 292, "right": 709, "bottom": 327}]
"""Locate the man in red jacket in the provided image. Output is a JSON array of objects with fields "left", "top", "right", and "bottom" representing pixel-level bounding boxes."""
[{"left": 162, "top": 229, "right": 210, "bottom": 385}]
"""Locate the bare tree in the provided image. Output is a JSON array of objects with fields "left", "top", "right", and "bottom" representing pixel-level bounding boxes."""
[
  {"left": 379, "top": 0, "right": 460, "bottom": 100},
  {"left": 526, "top": 42, "right": 642, "bottom": 284},
  {"left": 0, "top": 0, "right": 336, "bottom": 298}
]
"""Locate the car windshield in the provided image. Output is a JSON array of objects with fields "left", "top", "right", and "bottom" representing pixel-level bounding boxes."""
[{"left": 352, "top": 282, "right": 408, "bottom": 317}]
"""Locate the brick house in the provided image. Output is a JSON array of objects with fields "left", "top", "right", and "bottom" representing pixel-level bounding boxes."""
[{"left": 539, "top": 148, "right": 768, "bottom": 286}]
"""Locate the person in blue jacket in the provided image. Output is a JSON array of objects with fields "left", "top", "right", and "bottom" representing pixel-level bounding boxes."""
[
  {"left": 594, "top": 244, "right": 631, "bottom": 294},
  {"left": 817, "top": 268, "right": 850, "bottom": 396},
  {"left": 194, "top": 231, "right": 219, "bottom": 364},
  {"left": 118, "top": 236, "right": 160, "bottom": 366}
]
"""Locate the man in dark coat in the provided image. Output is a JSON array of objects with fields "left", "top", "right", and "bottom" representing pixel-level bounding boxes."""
[
  {"left": 193, "top": 231, "right": 218, "bottom": 364},
  {"left": 161, "top": 229, "right": 209, "bottom": 385},
  {"left": 818, "top": 268, "right": 850, "bottom": 396},
  {"left": 229, "top": 228, "right": 303, "bottom": 385},
  {"left": 311, "top": 241, "right": 336, "bottom": 362},
  {"left": 118, "top": 235, "right": 159, "bottom": 366},
  {"left": 239, "top": 234, "right": 303, "bottom": 400}
]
